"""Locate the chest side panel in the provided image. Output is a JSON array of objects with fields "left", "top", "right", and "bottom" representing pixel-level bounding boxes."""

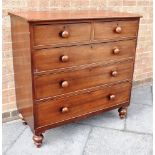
[{"left": 10, "top": 16, "right": 34, "bottom": 131}]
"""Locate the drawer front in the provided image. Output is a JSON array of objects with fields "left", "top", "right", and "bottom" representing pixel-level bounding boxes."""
[
  {"left": 33, "top": 40, "right": 136, "bottom": 72},
  {"left": 34, "top": 60, "right": 133, "bottom": 100},
  {"left": 35, "top": 82, "right": 131, "bottom": 127},
  {"left": 33, "top": 23, "right": 91, "bottom": 47},
  {"left": 94, "top": 20, "right": 139, "bottom": 41}
]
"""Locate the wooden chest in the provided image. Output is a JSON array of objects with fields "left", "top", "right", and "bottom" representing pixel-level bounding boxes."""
[{"left": 9, "top": 10, "right": 141, "bottom": 147}]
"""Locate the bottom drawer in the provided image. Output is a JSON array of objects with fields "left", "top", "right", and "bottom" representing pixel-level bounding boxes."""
[{"left": 35, "top": 81, "right": 131, "bottom": 127}]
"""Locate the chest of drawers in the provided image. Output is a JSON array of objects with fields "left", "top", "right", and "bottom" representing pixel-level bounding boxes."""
[{"left": 9, "top": 10, "right": 141, "bottom": 147}]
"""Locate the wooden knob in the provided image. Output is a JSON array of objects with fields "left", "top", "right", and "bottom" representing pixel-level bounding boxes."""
[
  {"left": 115, "top": 26, "right": 122, "bottom": 33},
  {"left": 61, "top": 81, "right": 69, "bottom": 88},
  {"left": 111, "top": 71, "right": 118, "bottom": 77},
  {"left": 60, "top": 30, "right": 69, "bottom": 38},
  {"left": 61, "top": 107, "right": 69, "bottom": 113},
  {"left": 61, "top": 55, "right": 69, "bottom": 62},
  {"left": 113, "top": 47, "right": 120, "bottom": 54},
  {"left": 109, "top": 94, "right": 116, "bottom": 100}
]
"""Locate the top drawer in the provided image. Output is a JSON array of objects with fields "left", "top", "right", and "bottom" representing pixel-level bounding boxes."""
[
  {"left": 94, "top": 20, "right": 139, "bottom": 41},
  {"left": 32, "top": 22, "right": 91, "bottom": 48}
]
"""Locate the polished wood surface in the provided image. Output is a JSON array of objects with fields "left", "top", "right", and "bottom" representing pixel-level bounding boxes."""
[
  {"left": 10, "top": 16, "right": 34, "bottom": 131},
  {"left": 33, "top": 39, "right": 136, "bottom": 72},
  {"left": 94, "top": 20, "right": 139, "bottom": 41},
  {"left": 8, "top": 10, "right": 141, "bottom": 22},
  {"left": 33, "top": 23, "right": 91, "bottom": 47},
  {"left": 35, "top": 82, "right": 131, "bottom": 127},
  {"left": 34, "top": 60, "right": 133, "bottom": 100},
  {"left": 31, "top": 20, "right": 138, "bottom": 48},
  {"left": 9, "top": 10, "right": 141, "bottom": 147},
  {"left": 35, "top": 101, "right": 130, "bottom": 134}
]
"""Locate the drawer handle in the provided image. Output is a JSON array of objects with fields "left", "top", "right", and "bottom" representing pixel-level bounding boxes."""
[
  {"left": 111, "top": 71, "right": 118, "bottom": 77},
  {"left": 113, "top": 47, "right": 120, "bottom": 54},
  {"left": 61, "top": 107, "right": 69, "bottom": 113},
  {"left": 61, "top": 81, "right": 69, "bottom": 88},
  {"left": 115, "top": 26, "right": 122, "bottom": 33},
  {"left": 109, "top": 94, "right": 116, "bottom": 100},
  {"left": 60, "top": 30, "right": 69, "bottom": 38},
  {"left": 60, "top": 55, "right": 69, "bottom": 62}
]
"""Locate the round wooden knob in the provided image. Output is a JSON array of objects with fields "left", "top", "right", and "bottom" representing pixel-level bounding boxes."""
[
  {"left": 109, "top": 94, "right": 116, "bottom": 100},
  {"left": 113, "top": 47, "right": 120, "bottom": 54},
  {"left": 111, "top": 71, "right": 118, "bottom": 77},
  {"left": 60, "top": 30, "right": 69, "bottom": 38},
  {"left": 61, "top": 107, "right": 69, "bottom": 113},
  {"left": 115, "top": 26, "right": 122, "bottom": 33},
  {"left": 61, "top": 55, "right": 69, "bottom": 62},
  {"left": 61, "top": 81, "right": 69, "bottom": 88}
]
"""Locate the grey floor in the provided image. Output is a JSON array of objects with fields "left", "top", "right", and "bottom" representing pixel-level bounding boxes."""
[{"left": 3, "top": 85, "right": 153, "bottom": 155}]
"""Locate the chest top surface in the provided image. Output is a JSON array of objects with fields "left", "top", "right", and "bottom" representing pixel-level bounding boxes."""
[{"left": 8, "top": 10, "right": 141, "bottom": 22}]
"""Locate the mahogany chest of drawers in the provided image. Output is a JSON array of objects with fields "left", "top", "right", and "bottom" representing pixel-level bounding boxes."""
[{"left": 9, "top": 10, "right": 141, "bottom": 147}]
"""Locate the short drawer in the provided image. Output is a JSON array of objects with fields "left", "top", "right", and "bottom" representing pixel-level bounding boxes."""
[
  {"left": 33, "top": 22, "right": 91, "bottom": 47},
  {"left": 35, "top": 81, "right": 131, "bottom": 127},
  {"left": 34, "top": 60, "right": 133, "bottom": 100},
  {"left": 33, "top": 39, "right": 136, "bottom": 72},
  {"left": 94, "top": 20, "right": 139, "bottom": 41}
]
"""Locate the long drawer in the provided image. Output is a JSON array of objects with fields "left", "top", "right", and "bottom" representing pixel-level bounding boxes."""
[
  {"left": 35, "top": 81, "right": 131, "bottom": 127},
  {"left": 33, "top": 39, "right": 136, "bottom": 72},
  {"left": 94, "top": 20, "right": 139, "bottom": 41},
  {"left": 34, "top": 60, "right": 133, "bottom": 100},
  {"left": 32, "top": 22, "right": 91, "bottom": 47}
]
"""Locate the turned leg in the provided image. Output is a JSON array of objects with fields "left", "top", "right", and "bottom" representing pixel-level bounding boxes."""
[
  {"left": 33, "top": 134, "right": 44, "bottom": 148},
  {"left": 18, "top": 113, "right": 27, "bottom": 125},
  {"left": 118, "top": 107, "right": 127, "bottom": 119}
]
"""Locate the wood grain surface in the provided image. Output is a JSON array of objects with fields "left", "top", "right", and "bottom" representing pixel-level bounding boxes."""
[
  {"left": 33, "top": 22, "right": 91, "bottom": 47},
  {"left": 35, "top": 81, "right": 131, "bottom": 127},
  {"left": 8, "top": 10, "right": 141, "bottom": 22},
  {"left": 33, "top": 39, "right": 136, "bottom": 72},
  {"left": 94, "top": 20, "right": 139, "bottom": 41},
  {"left": 34, "top": 60, "right": 133, "bottom": 100},
  {"left": 10, "top": 16, "right": 34, "bottom": 131}
]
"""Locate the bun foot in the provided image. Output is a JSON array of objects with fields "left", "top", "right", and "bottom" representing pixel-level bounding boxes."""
[
  {"left": 33, "top": 134, "right": 44, "bottom": 148},
  {"left": 22, "top": 122, "right": 27, "bottom": 125},
  {"left": 18, "top": 113, "right": 27, "bottom": 125},
  {"left": 118, "top": 107, "right": 127, "bottom": 119}
]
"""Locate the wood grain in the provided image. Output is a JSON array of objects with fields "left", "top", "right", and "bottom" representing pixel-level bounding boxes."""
[
  {"left": 33, "top": 39, "right": 136, "bottom": 72},
  {"left": 34, "top": 60, "right": 133, "bottom": 100},
  {"left": 8, "top": 10, "right": 141, "bottom": 22},
  {"left": 10, "top": 16, "right": 34, "bottom": 131},
  {"left": 35, "top": 81, "right": 131, "bottom": 127},
  {"left": 94, "top": 20, "right": 139, "bottom": 41},
  {"left": 9, "top": 10, "right": 141, "bottom": 147},
  {"left": 33, "top": 22, "right": 91, "bottom": 47}
]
